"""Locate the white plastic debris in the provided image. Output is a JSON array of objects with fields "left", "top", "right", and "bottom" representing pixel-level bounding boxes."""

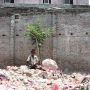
[
  {"left": 0, "top": 65, "right": 89, "bottom": 90},
  {"left": 42, "top": 59, "right": 58, "bottom": 70}
]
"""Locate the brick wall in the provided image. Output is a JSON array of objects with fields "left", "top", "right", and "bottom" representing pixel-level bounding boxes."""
[
  {"left": 15, "top": 0, "right": 40, "bottom": 4},
  {"left": 0, "top": 8, "right": 90, "bottom": 72},
  {"left": 0, "top": 0, "right": 89, "bottom": 5},
  {"left": 0, "top": 17, "right": 13, "bottom": 68},
  {"left": 10, "top": 13, "right": 53, "bottom": 66},
  {"left": 53, "top": 12, "right": 90, "bottom": 72},
  {"left": 73, "top": 0, "right": 89, "bottom": 5}
]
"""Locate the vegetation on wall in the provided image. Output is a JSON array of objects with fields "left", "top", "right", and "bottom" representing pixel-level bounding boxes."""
[{"left": 25, "top": 23, "right": 54, "bottom": 59}]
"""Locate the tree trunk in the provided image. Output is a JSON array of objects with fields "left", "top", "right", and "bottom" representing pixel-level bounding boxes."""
[{"left": 36, "top": 39, "right": 41, "bottom": 60}]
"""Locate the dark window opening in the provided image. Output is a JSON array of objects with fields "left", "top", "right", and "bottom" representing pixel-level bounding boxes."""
[
  {"left": 49, "top": 0, "right": 51, "bottom": 4},
  {"left": 11, "top": 0, "right": 14, "bottom": 3},
  {"left": 43, "top": 0, "right": 51, "bottom": 4},
  {"left": 70, "top": 0, "right": 73, "bottom": 4},
  {"left": 4, "top": 0, "right": 14, "bottom": 3},
  {"left": 15, "top": 15, "right": 19, "bottom": 19}
]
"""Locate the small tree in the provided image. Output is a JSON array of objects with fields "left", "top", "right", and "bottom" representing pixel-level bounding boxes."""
[{"left": 25, "top": 23, "right": 53, "bottom": 59}]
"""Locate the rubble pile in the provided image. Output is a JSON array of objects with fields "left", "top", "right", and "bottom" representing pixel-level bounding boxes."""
[{"left": 0, "top": 65, "right": 89, "bottom": 90}]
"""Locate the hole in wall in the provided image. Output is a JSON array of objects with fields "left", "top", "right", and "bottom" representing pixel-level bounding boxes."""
[
  {"left": 59, "top": 33, "right": 61, "bottom": 35},
  {"left": 86, "top": 32, "right": 88, "bottom": 35},
  {"left": 16, "top": 34, "right": 19, "bottom": 36},
  {"left": 15, "top": 15, "right": 19, "bottom": 19},
  {"left": 2, "top": 34, "right": 6, "bottom": 36},
  {"left": 70, "top": 33, "right": 73, "bottom": 35}
]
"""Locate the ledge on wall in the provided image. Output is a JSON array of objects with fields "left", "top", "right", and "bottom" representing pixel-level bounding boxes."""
[
  {"left": 1, "top": 3, "right": 90, "bottom": 9},
  {"left": 0, "top": 4, "right": 90, "bottom": 16}
]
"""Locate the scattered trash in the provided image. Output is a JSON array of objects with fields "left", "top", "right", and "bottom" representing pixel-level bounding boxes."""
[{"left": 0, "top": 64, "right": 89, "bottom": 90}]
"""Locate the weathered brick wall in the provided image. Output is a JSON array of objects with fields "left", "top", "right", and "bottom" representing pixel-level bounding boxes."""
[
  {"left": 15, "top": 0, "right": 40, "bottom": 4},
  {"left": 15, "top": 0, "right": 90, "bottom": 5},
  {"left": 73, "top": 0, "right": 89, "bottom": 5},
  {"left": 53, "top": 12, "right": 90, "bottom": 72},
  {"left": 0, "top": 0, "right": 89, "bottom": 5},
  {"left": 12, "top": 14, "right": 53, "bottom": 65},
  {"left": 0, "top": 0, "right": 3, "bottom": 4},
  {"left": 0, "top": 13, "right": 53, "bottom": 67},
  {"left": 12, "top": 10, "right": 90, "bottom": 72},
  {"left": 16, "top": 0, "right": 61, "bottom": 4},
  {"left": 8, "top": 0, "right": 59, "bottom": 4},
  {"left": 0, "top": 17, "right": 13, "bottom": 68},
  {"left": 0, "top": 8, "right": 90, "bottom": 72}
]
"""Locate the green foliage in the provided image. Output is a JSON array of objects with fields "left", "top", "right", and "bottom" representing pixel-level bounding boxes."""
[
  {"left": 25, "top": 24, "right": 53, "bottom": 47},
  {"left": 25, "top": 23, "right": 54, "bottom": 58}
]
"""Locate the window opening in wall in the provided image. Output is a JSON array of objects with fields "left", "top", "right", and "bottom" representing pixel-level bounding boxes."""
[
  {"left": 43, "top": 0, "right": 51, "bottom": 4},
  {"left": 4, "top": 0, "right": 14, "bottom": 3},
  {"left": 15, "top": 15, "right": 19, "bottom": 19},
  {"left": 65, "top": 0, "right": 73, "bottom": 4},
  {"left": 11, "top": 0, "right": 14, "bottom": 3},
  {"left": 70, "top": 0, "right": 73, "bottom": 4}
]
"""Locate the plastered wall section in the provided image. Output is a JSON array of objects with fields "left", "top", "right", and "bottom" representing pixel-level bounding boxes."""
[
  {"left": 0, "top": 17, "right": 13, "bottom": 68},
  {"left": 13, "top": 11, "right": 90, "bottom": 72},
  {"left": 73, "top": 0, "right": 89, "bottom": 5},
  {"left": 53, "top": 12, "right": 90, "bottom": 72},
  {"left": 0, "top": 0, "right": 89, "bottom": 5},
  {"left": 8, "top": 0, "right": 60, "bottom": 4},
  {"left": 11, "top": 14, "right": 53, "bottom": 66},
  {"left": 0, "top": 14, "right": 53, "bottom": 67},
  {"left": 15, "top": 0, "right": 40, "bottom": 4},
  {"left": 0, "top": 9, "right": 90, "bottom": 72}
]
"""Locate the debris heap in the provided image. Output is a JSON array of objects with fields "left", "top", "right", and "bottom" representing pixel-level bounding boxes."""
[{"left": 0, "top": 65, "right": 90, "bottom": 90}]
